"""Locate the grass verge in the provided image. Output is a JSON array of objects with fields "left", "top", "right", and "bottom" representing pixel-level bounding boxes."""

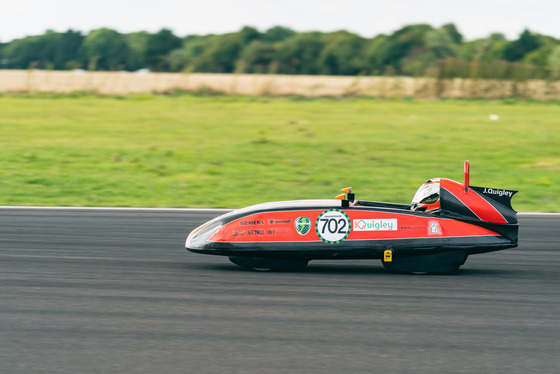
[{"left": 1, "top": 94, "right": 558, "bottom": 211}]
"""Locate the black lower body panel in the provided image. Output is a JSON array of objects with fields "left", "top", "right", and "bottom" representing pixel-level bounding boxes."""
[
  {"left": 382, "top": 250, "right": 468, "bottom": 273},
  {"left": 187, "top": 235, "right": 516, "bottom": 261}
]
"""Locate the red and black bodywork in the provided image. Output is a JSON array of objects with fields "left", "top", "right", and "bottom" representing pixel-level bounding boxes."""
[{"left": 186, "top": 162, "right": 518, "bottom": 273}]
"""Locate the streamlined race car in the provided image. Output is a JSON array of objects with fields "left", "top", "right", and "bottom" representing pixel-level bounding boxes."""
[{"left": 186, "top": 161, "right": 518, "bottom": 273}]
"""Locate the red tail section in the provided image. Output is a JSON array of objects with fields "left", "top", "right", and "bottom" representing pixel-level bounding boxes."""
[{"left": 440, "top": 179, "right": 517, "bottom": 224}]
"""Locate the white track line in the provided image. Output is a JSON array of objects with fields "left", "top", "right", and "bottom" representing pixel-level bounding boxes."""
[
  {"left": 0, "top": 206, "right": 232, "bottom": 212},
  {"left": 0, "top": 206, "right": 557, "bottom": 216}
]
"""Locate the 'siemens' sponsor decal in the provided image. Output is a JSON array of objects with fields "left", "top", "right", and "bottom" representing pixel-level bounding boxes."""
[
  {"left": 353, "top": 219, "right": 397, "bottom": 231},
  {"left": 239, "top": 220, "right": 265, "bottom": 226}
]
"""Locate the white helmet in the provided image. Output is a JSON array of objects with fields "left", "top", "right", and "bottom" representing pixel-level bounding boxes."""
[{"left": 411, "top": 178, "right": 441, "bottom": 212}]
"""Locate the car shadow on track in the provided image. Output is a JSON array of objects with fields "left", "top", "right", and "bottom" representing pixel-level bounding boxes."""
[
  {"left": 179, "top": 256, "right": 519, "bottom": 276},
  {"left": 183, "top": 261, "right": 516, "bottom": 276}
]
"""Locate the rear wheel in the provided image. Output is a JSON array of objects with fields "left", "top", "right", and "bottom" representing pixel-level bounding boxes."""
[{"left": 228, "top": 256, "right": 309, "bottom": 272}]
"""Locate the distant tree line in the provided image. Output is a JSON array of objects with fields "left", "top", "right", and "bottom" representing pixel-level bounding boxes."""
[{"left": 2, "top": 24, "right": 560, "bottom": 79}]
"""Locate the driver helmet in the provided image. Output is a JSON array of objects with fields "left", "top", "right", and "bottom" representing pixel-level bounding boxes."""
[{"left": 411, "top": 178, "right": 441, "bottom": 212}]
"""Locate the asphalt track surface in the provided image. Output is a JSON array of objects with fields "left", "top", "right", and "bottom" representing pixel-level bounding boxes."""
[{"left": 1, "top": 208, "right": 558, "bottom": 374}]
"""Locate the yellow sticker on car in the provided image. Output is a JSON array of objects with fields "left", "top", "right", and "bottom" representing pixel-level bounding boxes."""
[{"left": 384, "top": 249, "right": 393, "bottom": 262}]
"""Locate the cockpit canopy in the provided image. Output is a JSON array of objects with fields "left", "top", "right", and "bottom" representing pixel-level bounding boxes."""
[{"left": 411, "top": 178, "right": 441, "bottom": 212}]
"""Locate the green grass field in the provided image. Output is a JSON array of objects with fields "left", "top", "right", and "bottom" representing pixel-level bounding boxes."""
[{"left": 1, "top": 94, "right": 558, "bottom": 211}]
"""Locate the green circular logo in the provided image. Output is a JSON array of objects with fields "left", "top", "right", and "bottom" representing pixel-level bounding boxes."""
[{"left": 294, "top": 216, "right": 311, "bottom": 236}]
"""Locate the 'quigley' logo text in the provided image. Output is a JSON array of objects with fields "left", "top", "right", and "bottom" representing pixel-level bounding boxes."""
[
  {"left": 482, "top": 188, "right": 513, "bottom": 198},
  {"left": 353, "top": 219, "right": 397, "bottom": 231}
]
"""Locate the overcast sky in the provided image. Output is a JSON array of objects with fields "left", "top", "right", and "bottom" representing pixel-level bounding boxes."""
[{"left": 2, "top": 0, "right": 559, "bottom": 43}]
